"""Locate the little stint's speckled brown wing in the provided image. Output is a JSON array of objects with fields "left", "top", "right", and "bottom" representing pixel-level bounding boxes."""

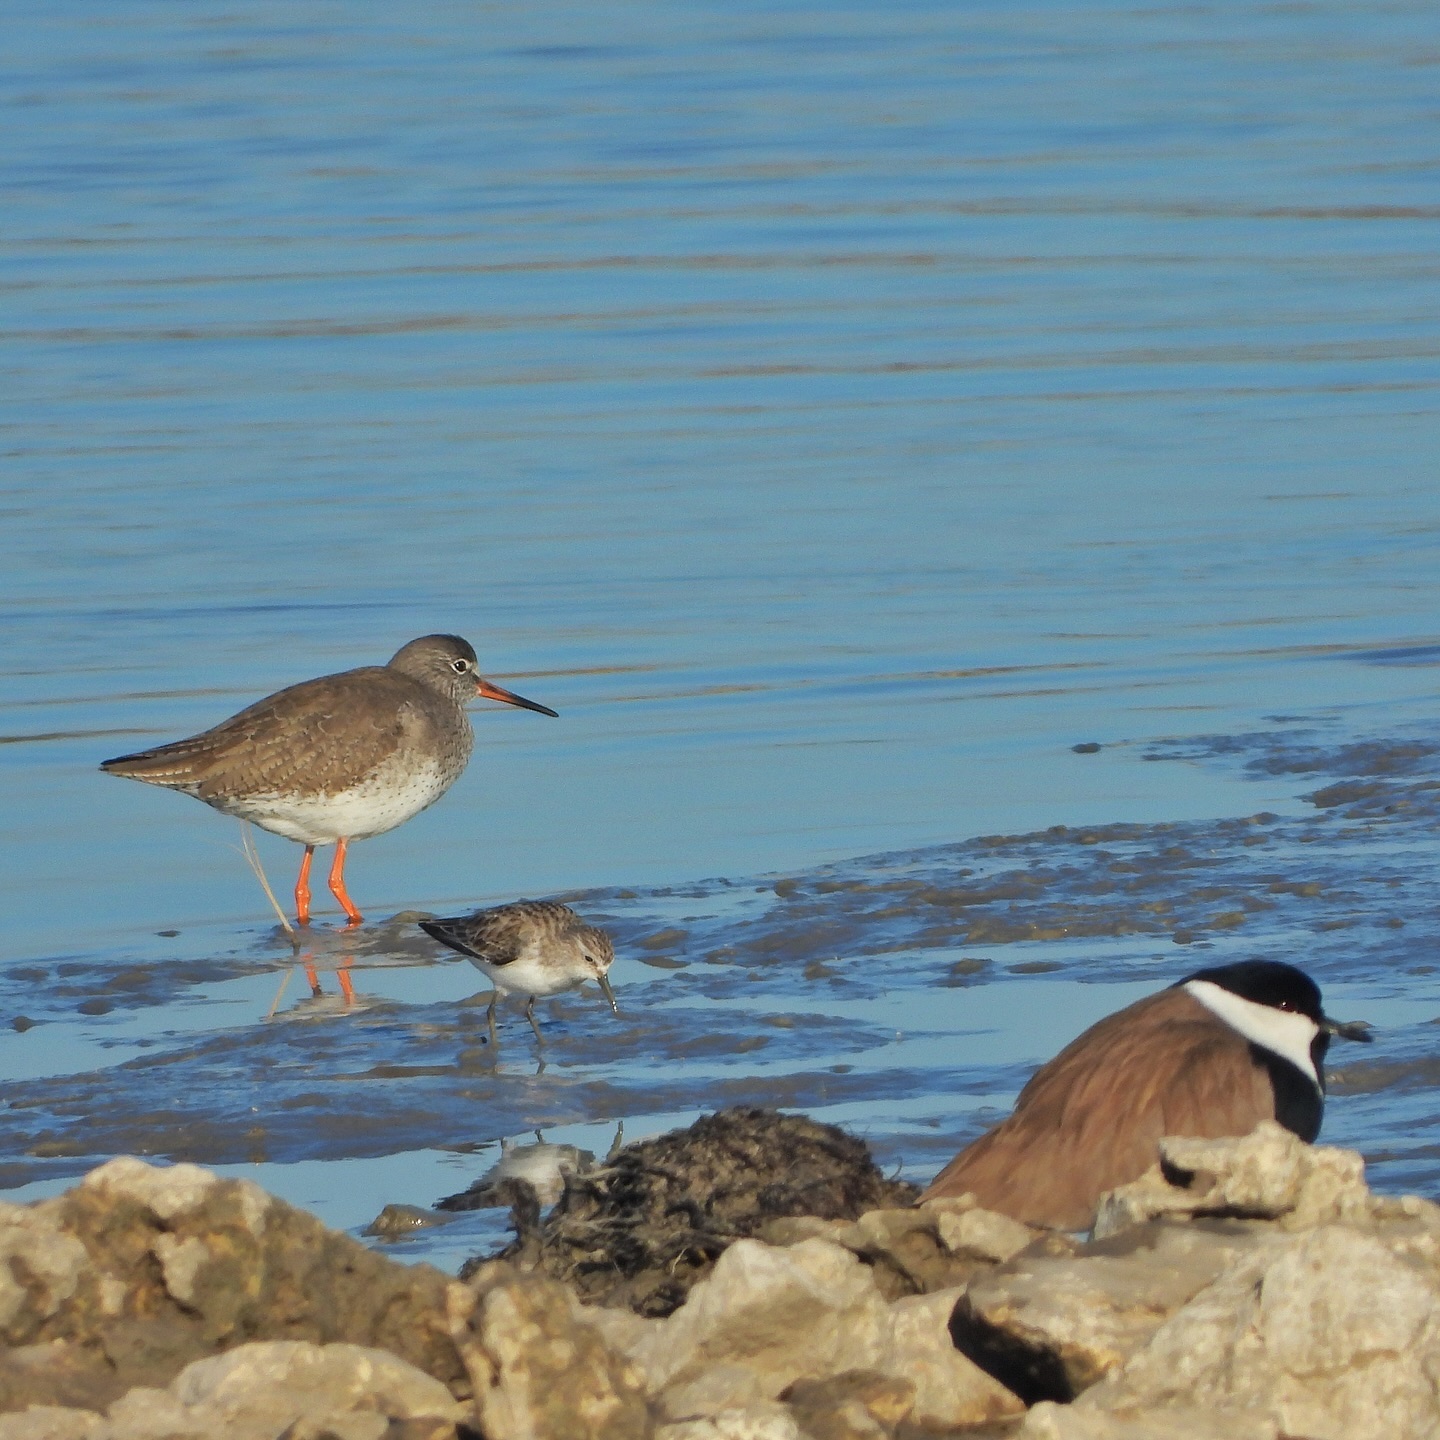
[
  {"left": 419, "top": 899, "right": 617, "bottom": 1043},
  {"left": 419, "top": 899, "right": 584, "bottom": 968},
  {"left": 923, "top": 987, "right": 1279, "bottom": 1230}
]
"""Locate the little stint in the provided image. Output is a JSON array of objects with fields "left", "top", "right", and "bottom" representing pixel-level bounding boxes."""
[{"left": 419, "top": 899, "right": 617, "bottom": 1042}]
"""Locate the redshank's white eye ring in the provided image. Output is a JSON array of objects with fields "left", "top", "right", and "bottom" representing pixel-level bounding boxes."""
[{"left": 451, "top": 659, "right": 471, "bottom": 674}]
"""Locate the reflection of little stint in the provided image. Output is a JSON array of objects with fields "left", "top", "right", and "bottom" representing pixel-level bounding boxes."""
[
  {"left": 448, "top": 1133, "right": 596, "bottom": 1209},
  {"left": 419, "top": 899, "right": 618, "bottom": 1043}
]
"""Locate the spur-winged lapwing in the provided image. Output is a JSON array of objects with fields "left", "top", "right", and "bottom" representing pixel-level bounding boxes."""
[{"left": 922, "top": 960, "right": 1372, "bottom": 1230}]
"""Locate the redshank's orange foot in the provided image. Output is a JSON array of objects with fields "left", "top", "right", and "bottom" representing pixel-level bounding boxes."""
[{"left": 100, "top": 635, "right": 557, "bottom": 925}]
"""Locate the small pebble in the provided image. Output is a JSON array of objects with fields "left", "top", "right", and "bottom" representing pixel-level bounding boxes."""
[{"left": 363, "top": 1203, "right": 450, "bottom": 1238}]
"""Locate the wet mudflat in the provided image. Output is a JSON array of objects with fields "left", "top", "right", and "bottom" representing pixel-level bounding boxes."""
[{"left": 3, "top": 720, "right": 1439, "bottom": 1273}]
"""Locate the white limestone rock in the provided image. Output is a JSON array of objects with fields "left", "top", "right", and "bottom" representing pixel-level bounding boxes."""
[
  {"left": 454, "top": 1263, "right": 652, "bottom": 1440},
  {"left": 882, "top": 1287, "right": 1023, "bottom": 1429},
  {"left": 632, "top": 1237, "right": 1018, "bottom": 1428},
  {"left": 0, "top": 1158, "right": 468, "bottom": 1411},
  {"left": 952, "top": 1221, "right": 1260, "bottom": 1398},
  {"left": 80, "top": 1157, "right": 270, "bottom": 1233},
  {"left": 110, "top": 1340, "right": 465, "bottom": 1440},
  {"left": 636, "top": 1239, "right": 891, "bottom": 1416},
  {"left": 758, "top": 1203, "right": 988, "bottom": 1296},
  {"left": 0, "top": 1343, "right": 466, "bottom": 1440},
  {"left": 1021, "top": 1401, "right": 1278, "bottom": 1439},
  {"left": 931, "top": 1204, "right": 1037, "bottom": 1263},
  {"left": 0, "top": 1205, "right": 90, "bottom": 1340},
  {"left": 1093, "top": 1124, "right": 1369, "bottom": 1239},
  {"left": 655, "top": 1402, "right": 804, "bottom": 1440},
  {"left": 1072, "top": 1225, "right": 1440, "bottom": 1440},
  {"left": 0, "top": 1408, "right": 105, "bottom": 1440}
]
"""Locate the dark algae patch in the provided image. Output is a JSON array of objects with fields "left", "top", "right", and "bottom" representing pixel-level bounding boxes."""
[{"left": 469, "top": 1107, "right": 918, "bottom": 1315}]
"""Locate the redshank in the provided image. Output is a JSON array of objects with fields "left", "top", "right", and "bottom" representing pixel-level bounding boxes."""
[
  {"left": 418, "top": 899, "right": 618, "bottom": 1043},
  {"left": 101, "top": 635, "right": 557, "bottom": 926}
]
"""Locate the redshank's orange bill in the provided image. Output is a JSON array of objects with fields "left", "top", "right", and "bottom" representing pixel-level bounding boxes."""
[
  {"left": 100, "top": 634, "right": 558, "bottom": 926},
  {"left": 475, "top": 676, "right": 559, "bottom": 717}
]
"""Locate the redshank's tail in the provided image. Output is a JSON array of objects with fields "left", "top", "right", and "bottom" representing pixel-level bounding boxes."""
[{"left": 101, "top": 739, "right": 216, "bottom": 788}]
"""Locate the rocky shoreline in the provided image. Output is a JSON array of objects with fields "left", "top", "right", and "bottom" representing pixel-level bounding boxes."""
[{"left": 1, "top": 1112, "right": 1436, "bottom": 1439}]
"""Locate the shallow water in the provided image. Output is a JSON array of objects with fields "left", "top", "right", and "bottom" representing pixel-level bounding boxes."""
[
  {"left": 5, "top": 727, "right": 1440, "bottom": 1274},
  {"left": 3, "top": 0, "right": 1440, "bottom": 1268}
]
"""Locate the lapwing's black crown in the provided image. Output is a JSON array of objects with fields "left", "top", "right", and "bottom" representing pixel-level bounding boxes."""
[{"left": 1176, "top": 959, "right": 1324, "bottom": 1025}]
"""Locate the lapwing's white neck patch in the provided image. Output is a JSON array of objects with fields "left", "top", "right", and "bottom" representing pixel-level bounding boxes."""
[{"left": 1183, "top": 979, "right": 1322, "bottom": 1089}]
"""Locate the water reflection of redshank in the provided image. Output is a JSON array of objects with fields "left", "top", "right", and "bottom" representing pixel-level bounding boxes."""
[
  {"left": 304, "top": 952, "right": 355, "bottom": 1006},
  {"left": 100, "top": 635, "right": 558, "bottom": 927},
  {"left": 419, "top": 899, "right": 618, "bottom": 1045}
]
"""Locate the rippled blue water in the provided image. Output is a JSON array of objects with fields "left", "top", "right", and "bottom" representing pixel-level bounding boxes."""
[{"left": 3, "top": 0, "right": 1439, "bottom": 1262}]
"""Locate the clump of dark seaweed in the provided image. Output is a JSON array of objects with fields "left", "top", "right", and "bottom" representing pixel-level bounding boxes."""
[{"left": 460, "top": 1106, "right": 918, "bottom": 1315}]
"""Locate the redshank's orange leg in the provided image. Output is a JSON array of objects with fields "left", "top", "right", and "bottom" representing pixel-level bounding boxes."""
[
  {"left": 303, "top": 956, "right": 322, "bottom": 996},
  {"left": 295, "top": 846, "right": 315, "bottom": 927},
  {"left": 337, "top": 958, "right": 356, "bottom": 1006},
  {"left": 328, "top": 838, "right": 363, "bottom": 927}
]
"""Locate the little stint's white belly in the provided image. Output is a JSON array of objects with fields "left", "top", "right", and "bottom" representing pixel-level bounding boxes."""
[{"left": 468, "top": 951, "right": 591, "bottom": 1000}]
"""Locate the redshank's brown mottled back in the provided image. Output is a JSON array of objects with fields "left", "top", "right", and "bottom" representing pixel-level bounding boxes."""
[{"left": 101, "top": 635, "right": 557, "bottom": 926}]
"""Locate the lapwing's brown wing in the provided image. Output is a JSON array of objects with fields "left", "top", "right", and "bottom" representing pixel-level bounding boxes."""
[{"left": 924, "top": 987, "right": 1278, "bottom": 1229}]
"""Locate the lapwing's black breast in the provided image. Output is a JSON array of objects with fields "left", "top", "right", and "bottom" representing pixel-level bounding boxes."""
[{"left": 1251, "top": 1042, "right": 1323, "bottom": 1142}]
